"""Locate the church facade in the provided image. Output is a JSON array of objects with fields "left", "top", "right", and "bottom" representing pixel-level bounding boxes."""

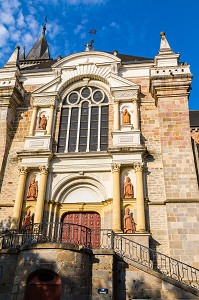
[{"left": 0, "top": 28, "right": 199, "bottom": 299}]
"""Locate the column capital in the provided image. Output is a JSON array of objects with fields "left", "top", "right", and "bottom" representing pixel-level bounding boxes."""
[
  {"left": 50, "top": 104, "right": 55, "bottom": 109},
  {"left": 133, "top": 162, "right": 144, "bottom": 172},
  {"left": 18, "top": 166, "right": 28, "bottom": 175},
  {"left": 39, "top": 166, "right": 49, "bottom": 175},
  {"left": 111, "top": 163, "right": 121, "bottom": 173}
]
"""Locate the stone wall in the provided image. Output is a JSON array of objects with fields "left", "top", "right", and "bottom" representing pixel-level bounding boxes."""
[
  {"left": 92, "top": 249, "right": 114, "bottom": 300},
  {"left": 12, "top": 244, "right": 92, "bottom": 300},
  {"left": 114, "top": 259, "right": 199, "bottom": 300},
  {"left": 0, "top": 249, "right": 18, "bottom": 300},
  {"left": 166, "top": 202, "right": 199, "bottom": 267},
  {"left": 0, "top": 244, "right": 198, "bottom": 300}
]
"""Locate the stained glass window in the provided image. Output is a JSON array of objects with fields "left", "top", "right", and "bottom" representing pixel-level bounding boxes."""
[{"left": 57, "top": 86, "right": 109, "bottom": 153}]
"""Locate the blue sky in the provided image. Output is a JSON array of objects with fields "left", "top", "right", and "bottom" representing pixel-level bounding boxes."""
[{"left": 0, "top": 0, "right": 198, "bottom": 110}]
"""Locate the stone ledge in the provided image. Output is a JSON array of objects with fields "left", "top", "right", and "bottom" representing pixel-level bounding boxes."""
[
  {"left": 19, "top": 242, "right": 84, "bottom": 252},
  {"left": 92, "top": 249, "right": 115, "bottom": 255}
]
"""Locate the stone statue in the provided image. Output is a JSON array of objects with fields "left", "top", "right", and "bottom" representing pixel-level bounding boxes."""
[
  {"left": 124, "top": 208, "right": 136, "bottom": 233},
  {"left": 27, "top": 177, "right": 38, "bottom": 200},
  {"left": 38, "top": 114, "right": 47, "bottom": 130},
  {"left": 22, "top": 209, "right": 32, "bottom": 230},
  {"left": 122, "top": 109, "right": 131, "bottom": 124},
  {"left": 123, "top": 176, "right": 134, "bottom": 198}
]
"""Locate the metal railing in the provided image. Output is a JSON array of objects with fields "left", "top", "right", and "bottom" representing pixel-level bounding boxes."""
[
  {"left": 0, "top": 222, "right": 91, "bottom": 248},
  {"left": 114, "top": 234, "right": 199, "bottom": 291},
  {"left": 0, "top": 224, "right": 198, "bottom": 291}
]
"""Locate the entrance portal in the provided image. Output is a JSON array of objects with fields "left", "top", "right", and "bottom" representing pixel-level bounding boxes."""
[
  {"left": 62, "top": 212, "right": 101, "bottom": 248},
  {"left": 25, "top": 270, "right": 61, "bottom": 300}
]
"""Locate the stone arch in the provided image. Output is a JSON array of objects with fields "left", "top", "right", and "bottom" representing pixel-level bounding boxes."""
[
  {"left": 25, "top": 269, "right": 61, "bottom": 300},
  {"left": 59, "top": 77, "right": 112, "bottom": 104},
  {"left": 52, "top": 174, "right": 107, "bottom": 204}
]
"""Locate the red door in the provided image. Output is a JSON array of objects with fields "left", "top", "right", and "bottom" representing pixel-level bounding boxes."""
[
  {"left": 62, "top": 212, "right": 101, "bottom": 248},
  {"left": 25, "top": 270, "right": 61, "bottom": 300}
]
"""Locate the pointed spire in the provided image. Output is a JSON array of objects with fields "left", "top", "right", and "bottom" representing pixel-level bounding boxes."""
[
  {"left": 25, "top": 19, "right": 50, "bottom": 61},
  {"left": 159, "top": 31, "right": 173, "bottom": 54},
  {"left": 4, "top": 45, "right": 20, "bottom": 68}
]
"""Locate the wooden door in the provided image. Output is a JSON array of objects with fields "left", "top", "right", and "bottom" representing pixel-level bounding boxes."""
[
  {"left": 62, "top": 212, "right": 101, "bottom": 248},
  {"left": 25, "top": 270, "right": 61, "bottom": 300}
]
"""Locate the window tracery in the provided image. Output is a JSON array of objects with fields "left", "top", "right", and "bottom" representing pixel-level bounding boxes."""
[{"left": 58, "top": 86, "right": 109, "bottom": 153}]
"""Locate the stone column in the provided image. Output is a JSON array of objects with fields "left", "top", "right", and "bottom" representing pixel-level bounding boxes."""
[
  {"left": 134, "top": 162, "right": 146, "bottom": 232},
  {"left": 47, "top": 105, "right": 54, "bottom": 135},
  {"left": 111, "top": 163, "right": 122, "bottom": 232},
  {"left": 34, "top": 166, "right": 48, "bottom": 224},
  {"left": 11, "top": 167, "right": 28, "bottom": 229},
  {"left": 114, "top": 100, "right": 120, "bottom": 130},
  {"left": 29, "top": 105, "right": 37, "bottom": 136},
  {"left": 133, "top": 100, "right": 139, "bottom": 130}
]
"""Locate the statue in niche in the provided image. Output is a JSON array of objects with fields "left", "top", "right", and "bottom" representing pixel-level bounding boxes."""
[
  {"left": 27, "top": 177, "right": 38, "bottom": 200},
  {"left": 122, "top": 108, "right": 131, "bottom": 125},
  {"left": 21, "top": 209, "right": 32, "bottom": 231},
  {"left": 38, "top": 114, "right": 47, "bottom": 130},
  {"left": 123, "top": 176, "right": 134, "bottom": 198},
  {"left": 124, "top": 207, "right": 136, "bottom": 233}
]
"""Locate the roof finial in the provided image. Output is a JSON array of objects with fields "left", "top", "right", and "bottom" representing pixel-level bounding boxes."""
[
  {"left": 42, "top": 16, "right": 47, "bottom": 35},
  {"left": 85, "top": 29, "right": 97, "bottom": 51},
  {"left": 159, "top": 31, "right": 173, "bottom": 54}
]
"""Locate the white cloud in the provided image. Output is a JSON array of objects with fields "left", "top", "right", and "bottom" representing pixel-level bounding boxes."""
[
  {"left": 17, "top": 11, "right": 26, "bottom": 28},
  {"left": 0, "top": 0, "right": 21, "bottom": 13},
  {"left": 47, "top": 22, "right": 62, "bottom": 39},
  {"left": 0, "top": 11, "right": 15, "bottom": 25},
  {"left": 110, "top": 21, "right": 120, "bottom": 29},
  {"left": 25, "top": 15, "right": 39, "bottom": 32},
  {"left": 23, "top": 32, "right": 34, "bottom": 46},
  {"left": 66, "top": 0, "right": 106, "bottom": 4},
  {"left": 80, "top": 32, "right": 86, "bottom": 39},
  {"left": 0, "top": 24, "right": 10, "bottom": 47},
  {"left": 74, "top": 24, "right": 84, "bottom": 34}
]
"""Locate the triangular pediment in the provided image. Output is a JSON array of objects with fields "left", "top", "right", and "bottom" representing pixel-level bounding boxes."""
[{"left": 33, "top": 51, "right": 139, "bottom": 96}]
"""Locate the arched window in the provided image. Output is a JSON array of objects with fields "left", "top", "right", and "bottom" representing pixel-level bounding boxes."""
[{"left": 58, "top": 86, "right": 109, "bottom": 153}]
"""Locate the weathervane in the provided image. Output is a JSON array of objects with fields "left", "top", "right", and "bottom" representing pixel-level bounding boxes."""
[{"left": 85, "top": 29, "right": 97, "bottom": 51}]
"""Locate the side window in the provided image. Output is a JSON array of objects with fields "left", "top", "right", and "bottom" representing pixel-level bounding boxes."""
[{"left": 57, "top": 86, "right": 109, "bottom": 153}]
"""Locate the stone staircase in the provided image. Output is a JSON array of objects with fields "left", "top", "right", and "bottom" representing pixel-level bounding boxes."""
[{"left": 113, "top": 234, "right": 199, "bottom": 299}]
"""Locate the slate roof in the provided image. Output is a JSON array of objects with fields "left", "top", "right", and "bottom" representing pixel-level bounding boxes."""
[
  {"left": 20, "top": 51, "right": 153, "bottom": 71},
  {"left": 189, "top": 111, "right": 199, "bottom": 127}
]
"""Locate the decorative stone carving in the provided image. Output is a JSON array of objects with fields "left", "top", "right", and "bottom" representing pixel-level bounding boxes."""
[
  {"left": 38, "top": 114, "right": 47, "bottom": 130},
  {"left": 122, "top": 108, "right": 131, "bottom": 125},
  {"left": 21, "top": 209, "right": 32, "bottom": 230},
  {"left": 33, "top": 97, "right": 56, "bottom": 105},
  {"left": 39, "top": 166, "right": 49, "bottom": 175},
  {"left": 123, "top": 207, "right": 136, "bottom": 233},
  {"left": 113, "top": 90, "right": 137, "bottom": 99},
  {"left": 18, "top": 166, "right": 28, "bottom": 175},
  {"left": 123, "top": 176, "right": 134, "bottom": 198},
  {"left": 27, "top": 177, "right": 38, "bottom": 200},
  {"left": 111, "top": 163, "right": 121, "bottom": 173},
  {"left": 133, "top": 162, "right": 144, "bottom": 172}
]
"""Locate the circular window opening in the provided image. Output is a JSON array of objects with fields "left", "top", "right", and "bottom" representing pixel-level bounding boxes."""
[
  {"left": 93, "top": 90, "right": 104, "bottom": 103},
  {"left": 81, "top": 87, "right": 91, "bottom": 99},
  {"left": 68, "top": 91, "right": 79, "bottom": 104},
  {"left": 38, "top": 272, "right": 54, "bottom": 282}
]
